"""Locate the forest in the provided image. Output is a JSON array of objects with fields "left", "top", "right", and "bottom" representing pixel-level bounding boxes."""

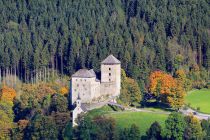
[{"left": 0, "top": 0, "right": 209, "bottom": 91}]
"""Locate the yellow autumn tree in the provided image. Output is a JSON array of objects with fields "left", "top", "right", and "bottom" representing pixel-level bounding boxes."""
[
  {"left": 175, "top": 69, "right": 192, "bottom": 91},
  {"left": 167, "top": 81, "right": 186, "bottom": 109},
  {"left": 184, "top": 115, "right": 205, "bottom": 139},
  {"left": 0, "top": 100, "right": 14, "bottom": 139},
  {"left": 118, "top": 69, "right": 142, "bottom": 106}
]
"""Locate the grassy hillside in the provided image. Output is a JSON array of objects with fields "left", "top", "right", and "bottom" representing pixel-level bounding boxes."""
[{"left": 186, "top": 89, "right": 210, "bottom": 114}]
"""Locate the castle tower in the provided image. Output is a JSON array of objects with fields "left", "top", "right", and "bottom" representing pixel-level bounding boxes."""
[{"left": 101, "top": 54, "right": 121, "bottom": 96}]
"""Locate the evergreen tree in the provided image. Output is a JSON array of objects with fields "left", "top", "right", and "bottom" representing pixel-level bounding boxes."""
[{"left": 146, "top": 121, "right": 162, "bottom": 140}]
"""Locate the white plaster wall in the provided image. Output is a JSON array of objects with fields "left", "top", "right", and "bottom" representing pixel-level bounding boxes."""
[
  {"left": 73, "top": 106, "right": 83, "bottom": 126},
  {"left": 71, "top": 77, "right": 92, "bottom": 104},
  {"left": 91, "top": 80, "right": 101, "bottom": 99}
]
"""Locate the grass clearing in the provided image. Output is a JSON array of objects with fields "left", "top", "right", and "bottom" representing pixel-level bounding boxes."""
[
  {"left": 87, "top": 105, "right": 169, "bottom": 137},
  {"left": 106, "top": 111, "right": 168, "bottom": 136},
  {"left": 185, "top": 89, "right": 210, "bottom": 114}
]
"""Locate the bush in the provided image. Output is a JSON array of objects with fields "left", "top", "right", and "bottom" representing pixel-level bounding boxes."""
[
  {"left": 183, "top": 106, "right": 188, "bottom": 110},
  {"left": 206, "top": 83, "right": 210, "bottom": 89},
  {"left": 187, "top": 103, "right": 191, "bottom": 108}
]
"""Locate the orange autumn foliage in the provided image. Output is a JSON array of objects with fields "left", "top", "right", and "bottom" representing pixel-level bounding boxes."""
[
  {"left": 149, "top": 71, "right": 176, "bottom": 96},
  {"left": 36, "top": 84, "right": 56, "bottom": 98},
  {"left": 0, "top": 86, "right": 16, "bottom": 101},
  {"left": 149, "top": 71, "right": 186, "bottom": 108},
  {"left": 59, "top": 87, "right": 69, "bottom": 95}
]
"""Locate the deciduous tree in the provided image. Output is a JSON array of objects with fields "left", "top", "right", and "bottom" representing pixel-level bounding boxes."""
[{"left": 165, "top": 112, "right": 186, "bottom": 140}]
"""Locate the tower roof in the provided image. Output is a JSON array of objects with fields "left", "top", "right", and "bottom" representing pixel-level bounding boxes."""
[
  {"left": 101, "top": 54, "right": 121, "bottom": 64},
  {"left": 89, "top": 69, "right": 96, "bottom": 77},
  {"left": 72, "top": 69, "right": 96, "bottom": 78}
]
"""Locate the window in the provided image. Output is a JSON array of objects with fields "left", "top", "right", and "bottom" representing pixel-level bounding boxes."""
[
  {"left": 76, "top": 79, "right": 77, "bottom": 81},
  {"left": 109, "top": 79, "right": 111, "bottom": 82},
  {"left": 77, "top": 84, "right": 79, "bottom": 87},
  {"left": 109, "top": 73, "right": 111, "bottom": 76},
  {"left": 109, "top": 68, "right": 111, "bottom": 70}
]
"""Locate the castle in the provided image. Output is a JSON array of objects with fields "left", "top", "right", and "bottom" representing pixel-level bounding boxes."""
[{"left": 71, "top": 54, "right": 121, "bottom": 126}]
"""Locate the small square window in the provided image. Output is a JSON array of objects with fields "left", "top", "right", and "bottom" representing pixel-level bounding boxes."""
[
  {"left": 109, "top": 73, "right": 111, "bottom": 76},
  {"left": 77, "top": 84, "right": 79, "bottom": 87},
  {"left": 109, "top": 79, "right": 111, "bottom": 82},
  {"left": 109, "top": 68, "right": 111, "bottom": 70}
]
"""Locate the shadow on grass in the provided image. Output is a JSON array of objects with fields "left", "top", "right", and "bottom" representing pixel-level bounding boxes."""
[
  {"left": 140, "top": 100, "right": 175, "bottom": 112},
  {"left": 141, "top": 136, "right": 148, "bottom": 140}
]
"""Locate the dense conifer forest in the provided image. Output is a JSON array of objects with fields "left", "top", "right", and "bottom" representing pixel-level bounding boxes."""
[
  {"left": 0, "top": 0, "right": 209, "bottom": 90},
  {"left": 0, "top": 1, "right": 210, "bottom": 139}
]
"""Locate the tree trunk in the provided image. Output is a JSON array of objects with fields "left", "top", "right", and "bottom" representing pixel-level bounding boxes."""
[
  {"left": 14, "top": 66, "right": 17, "bottom": 85},
  {"left": 36, "top": 68, "right": 38, "bottom": 83},
  {"left": 44, "top": 67, "right": 46, "bottom": 82},
  {"left": 39, "top": 70, "right": 42, "bottom": 82},
  {"left": 0, "top": 68, "right": 1, "bottom": 85},
  {"left": 47, "top": 66, "right": 50, "bottom": 82},
  {"left": 61, "top": 48, "right": 63, "bottom": 76}
]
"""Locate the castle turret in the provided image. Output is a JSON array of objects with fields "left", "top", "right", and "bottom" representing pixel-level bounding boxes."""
[
  {"left": 101, "top": 54, "right": 121, "bottom": 96},
  {"left": 72, "top": 93, "right": 87, "bottom": 126},
  {"left": 76, "top": 94, "right": 81, "bottom": 107}
]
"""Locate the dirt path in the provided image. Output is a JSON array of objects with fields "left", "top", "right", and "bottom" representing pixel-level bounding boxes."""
[{"left": 85, "top": 98, "right": 210, "bottom": 120}]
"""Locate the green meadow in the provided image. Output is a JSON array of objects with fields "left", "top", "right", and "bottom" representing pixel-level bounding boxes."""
[
  {"left": 106, "top": 111, "right": 168, "bottom": 136},
  {"left": 87, "top": 106, "right": 168, "bottom": 136},
  {"left": 185, "top": 89, "right": 210, "bottom": 114}
]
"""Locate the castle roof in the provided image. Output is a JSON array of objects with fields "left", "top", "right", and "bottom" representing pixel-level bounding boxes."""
[
  {"left": 80, "top": 104, "right": 88, "bottom": 112},
  {"left": 101, "top": 54, "right": 121, "bottom": 64},
  {"left": 72, "top": 69, "right": 96, "bottom": 78},
  {"left": 89, "top": 69, "right": 96, "bottom": 77}
]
